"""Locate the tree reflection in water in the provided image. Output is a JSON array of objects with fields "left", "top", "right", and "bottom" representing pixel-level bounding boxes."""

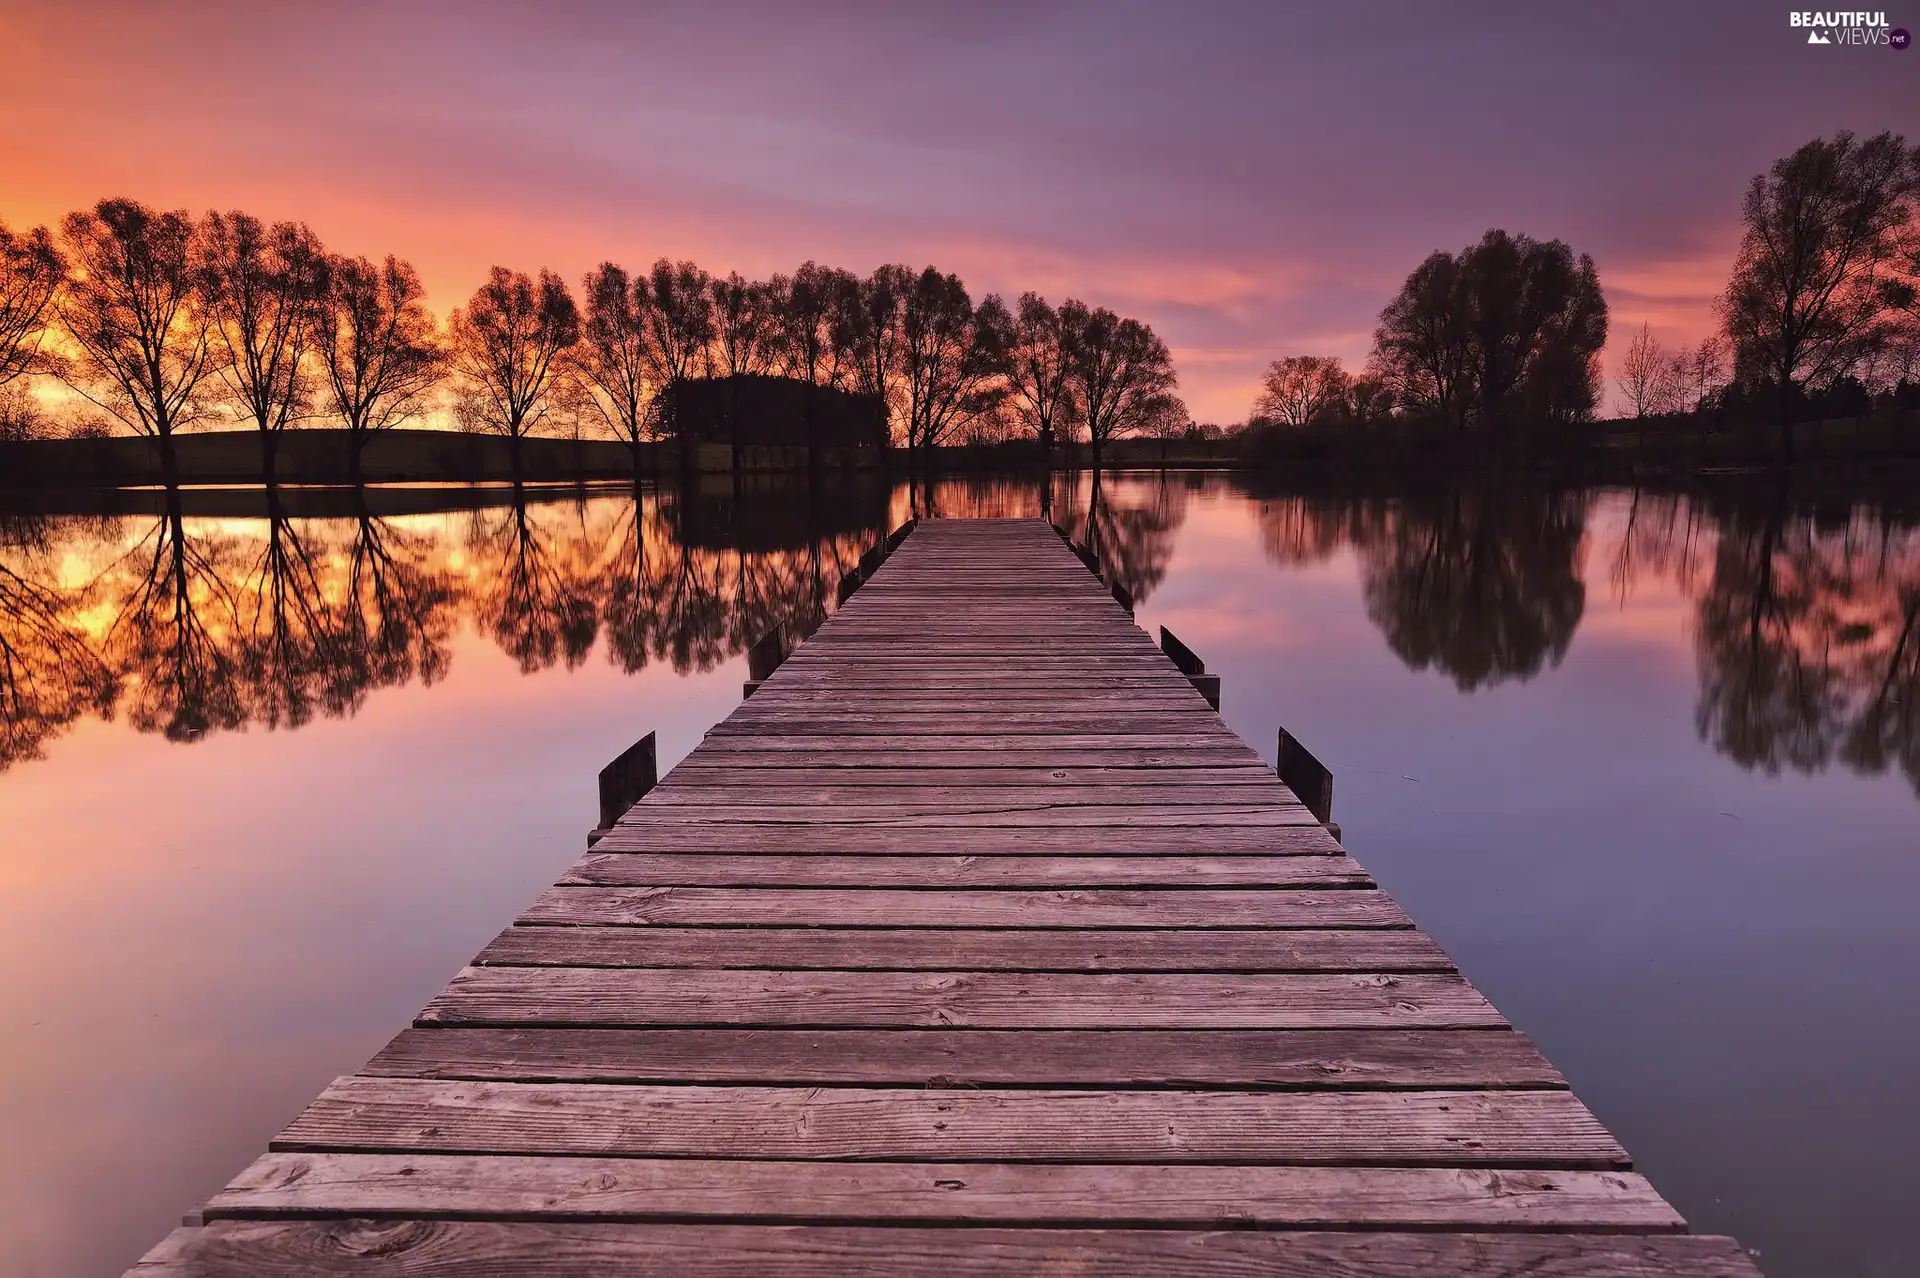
[
  {"left": 1356, "top": 485, "right": 1590, "bottom": 692},
  {"left": 2, "top": 476, "right": 1918, "bottom": 800},
  {"left": 1691, "top": 486, "right": 1920, "bottom": 793},
  {"left": 0, "top": 514, "right": 117, "bottom": 767},
  {"left": 103, "top": 489, "right": 246, "bottom": 742}
]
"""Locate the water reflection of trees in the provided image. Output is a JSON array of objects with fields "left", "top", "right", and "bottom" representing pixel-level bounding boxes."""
[
  {"left": 0, "top": 515, "right": 117, "bottom": 766},
  {"left": 1356, "top": 486, "right": 1590, "bottom": 692},
  {"left": 1692, "top": 489, "right": 1920, "bottom": 793},
  {"left": 9, "top": 478, "right": 1920, "bottom": 801},
  {"left": 0, "top": 481, "right": 884, "bottom": 770},
  {"left": 1249, "top": 479, "right": 1920, "bottom": 796},
  {"left": 1059, "top": 471, "right": 1190, "bottom": 606}
]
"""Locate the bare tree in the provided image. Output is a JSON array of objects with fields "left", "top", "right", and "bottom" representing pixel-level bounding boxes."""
[
  {"left": 708, "top": 272, "right": 782, "bottom": 470},
  {"left": 1007, "top": 292, "right": 1075, "bottom": 460},
  {"left": 1685, "top": 335, "right": 1731, "bottom": 412},
  {"left": 56, "top": 199, "right": 219, "bottom": 485},
  {"left": 0, "top": 218, "right": 65, "bottom": 391},
  {"left": 574, "top": 262, "right": 654, "bottom": 473},
  {"left": 1254, "top": 355, "right": 1353, "bottom": 425},
  {"left": 198, "top": 211, "right": 326, "bottom": 485},
  {"left": 833, "top": 265, "right": 910, "bottom": 445},
  {"left": 636, "top": 259, "right": 713, "bottom": 440},
  {"left": 1720, "top": 130, "right": 1920, "bottom": 460},
  {"left": 898, "top": 267, "right": 1013, "bottom": 455},
  {"left": 313, "top": 253, "right": 444, "bottom": 484},
  {"left": 779, "top": 262, "right": 852, "bottom": 388},
  {"left": 1061, "top": 300, "right": 1178, "bottom": 471},
  {"left": 449, "top": 267, "right": 580, "bottom": 477},
  {"left": 1616, "top": 323, "right": 1666, "bottom": 418}
]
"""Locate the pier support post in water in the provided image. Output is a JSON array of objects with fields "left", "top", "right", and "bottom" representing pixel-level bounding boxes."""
[
  {"left": 1278, "top": 726, "right": 1337, "bottom": 839},
  {"left": 1159, "top": 626, "right": 1221, "bottom": 710},
  {"left": 743, "top": 626, "right": 789, "bottom": 699},
  {"left": 588, "top": 731, "right": 657, "bottom": 846}
]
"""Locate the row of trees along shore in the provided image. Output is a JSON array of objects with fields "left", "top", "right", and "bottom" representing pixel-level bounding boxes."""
[
  {"left": 0, "top": 201, "right": 1182, "bottom": 483},
  {"left": 1247, "top": 131, "right": 1920, "bottom": 464}
]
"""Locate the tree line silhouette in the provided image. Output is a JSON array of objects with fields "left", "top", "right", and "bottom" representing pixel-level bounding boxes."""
[
  {"left": 1245, "top": 131, "right": 1920, "bottom": 462},
  {"left": 0, "top": 200, "right": 1182, "bottom": 479}
]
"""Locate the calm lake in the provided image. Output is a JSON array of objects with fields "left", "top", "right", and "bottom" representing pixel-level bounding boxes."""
[{"left": 1, "top": 471, "right": 1915, "bottom": 1278}]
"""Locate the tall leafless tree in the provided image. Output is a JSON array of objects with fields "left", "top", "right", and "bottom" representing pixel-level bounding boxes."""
[
  {"left": 313, "top": 253, "right": 444, "bottom": 483},
  {"left": 834, "top": 265, "right": 910, "bottom": 445},
  {"left": 0, "top": 218, "right": 65, "bottom": 394},
  {"left": 1254, "top": 355, "right": 1353, "bottom": 425},
  {"left": 198, "top": 211, "right": 327, "bottom": 486},
  {"left": 708, "top": 271, "right": 781, "bottom": 471},
  {"left": 637, "top": 259, "right": 714, "bottom": 443},
  {"left": 1616, "top": 323, "right": 1666, "bottom": 419},
  {"left": 56, "top": 199, "right": 219, "bottom": 485},
  {"left": 449, "top": 266, "right": 580, "bottom": 478},
  {"left": 1007, "top": 292, "right": 1075, "bottom": 463},
  {"left": 1061, "top": 300, "right": 1177, "bottom": 472},
  {"left": 898, "top": 267, "right": 1012, "bottom": 456},
  {"left": 575, "top": 262, "right": 655, "bottom": 474}
]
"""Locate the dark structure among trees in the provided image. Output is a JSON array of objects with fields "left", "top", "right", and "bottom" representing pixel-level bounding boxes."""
[{"left": 664, "top": 374, "right": 887, "bottom": 467}]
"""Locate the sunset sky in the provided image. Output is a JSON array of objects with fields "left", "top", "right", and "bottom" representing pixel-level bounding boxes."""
[{"left": 3, "top": 1, "right": 1914, "bottom": 422}]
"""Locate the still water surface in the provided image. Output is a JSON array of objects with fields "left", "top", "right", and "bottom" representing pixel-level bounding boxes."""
[{"left": 1, "top": 472, "right": 1915, "bottom": 1277}]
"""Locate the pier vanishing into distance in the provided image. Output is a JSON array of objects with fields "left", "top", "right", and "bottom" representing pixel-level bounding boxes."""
[{"left": 130, "top": 518, "right": 1759, "bottom": 1276}]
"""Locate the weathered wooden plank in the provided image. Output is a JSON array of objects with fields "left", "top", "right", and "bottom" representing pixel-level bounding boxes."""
[
  {"left": 276, "top": 1079, "right": 1628, "bottom": 1167},
  {"left": 637, "top": 784, "right": 1298, "bottom": 809},
  {"left": 659, "top": 765, "right": 1283, "bottom": 787},
  {"left": 127, "top": 1222, "right": 1768, "bottom": 1277},
  {"left": 708, "top": 714, "right": 1236, "bottom": 737},
  {"left": 586, "top": 825, "right": 1343, "bottom": 854},
  {"left": 685, "top": 732, "right": 1267, "bottom": 755},
  {"left": 616, "top": 806, "right": 1320, "bottom": 828},
  {"left": 560, "top": 854, "right": 1366, "bottom": 888},
  {"left": 474, "top": 926, "right": 1450, "bottom": 972},
  {"left": 364, "top": 1027, "right": 1562, "bottom": 1088},
  {"left": 205, "top": 1153, "right": 1681, "bottom": 1231},
  {"left": 416, "top": 968, "right": 1503, "bottom": 1030},
  {"left": 518, "top": 887, "right": 1409, "bottom": 929}
]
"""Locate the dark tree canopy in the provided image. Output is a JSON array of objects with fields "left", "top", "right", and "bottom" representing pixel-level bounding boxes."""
[
  {"left": 1370, "top": 229, "right": 1606, "bottom": 432},
  {"left": 1719, "top": 130, "right": 1920, "bottom": 459}
]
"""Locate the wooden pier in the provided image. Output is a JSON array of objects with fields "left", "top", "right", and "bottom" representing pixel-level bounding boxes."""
[{"left": 131, "top": 518, "right": 1759, "bottom": 1276}]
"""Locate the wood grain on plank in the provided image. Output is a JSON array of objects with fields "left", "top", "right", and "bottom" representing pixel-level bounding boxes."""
[
  {"left": 206, "top": 1153, "right": 1680, "bottom": 1230},
  {"left": 559, "top": 854, "right": 1367, "bottom": 888},
  {"left": 364, "top": 1027, "right": 1563, "bottom": 1089},
  {"left": 518, "top": 886, "right": 1410, "bottom": 929},
  {"left": 126, "top": 1222, "right": 1768, "bottom": 1277},
  {"left": 474, "top": 925, "right": 1449, "bottom": 971},
  {"left": 585, "top": 825, "right": 1340, "bottom": 854},
  {"left": 416, "top": 968, "right": 1503, "bottom": 1030},
  {"left": 276, "top": 1079, "right": 1627, "bottom": 1167}
]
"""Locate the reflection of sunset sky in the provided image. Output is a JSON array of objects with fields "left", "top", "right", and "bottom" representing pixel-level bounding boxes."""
[{"left": 5, "top": 3, "right": 1910, "bottom": 422}]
